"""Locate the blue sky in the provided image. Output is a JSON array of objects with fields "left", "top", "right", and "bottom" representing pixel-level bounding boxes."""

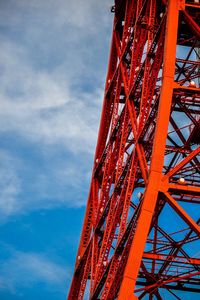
[{"left": 0, "top": 1, "right": 112, "bottom": 299}]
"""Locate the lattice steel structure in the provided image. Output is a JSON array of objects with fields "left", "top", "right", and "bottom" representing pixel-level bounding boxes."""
[{"left": 68, "top": 0, "right": 200, "bottom": 299}]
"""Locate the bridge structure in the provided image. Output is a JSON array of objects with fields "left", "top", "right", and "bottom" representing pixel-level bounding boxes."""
[{"left": 68, "top": 0, "right": 200, "bottom": 299}]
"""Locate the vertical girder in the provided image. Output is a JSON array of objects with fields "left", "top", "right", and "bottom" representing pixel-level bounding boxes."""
[{"left": 68, "top": 0, "right": 200, "bottom": 299}]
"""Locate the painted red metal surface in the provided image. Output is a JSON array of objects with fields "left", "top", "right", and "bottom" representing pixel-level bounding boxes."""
[{"left": 68, "top": 0, "right": 200, "bottom": 299}]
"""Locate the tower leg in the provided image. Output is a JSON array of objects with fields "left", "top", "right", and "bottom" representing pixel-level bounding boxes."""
[{"left": 118, "top": 0, "right": 180, "bottom": 298}]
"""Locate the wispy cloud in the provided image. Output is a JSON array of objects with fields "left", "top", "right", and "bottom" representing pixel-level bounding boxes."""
[
  {"left": 0, "top": 37, "right": 103, "bottom": 155},
  {"left": 0, "top": 0, "right": 112, "bottom": 218},
  {"left": 0, "top": 250, "right": 69, "bottom": 295},
  {"left": 0, "top": 0, "right": 112, "bottom": 154},
  {"left": 0, "top": 148, "right": 92, "bottom": 219},
  {"left": 0, "top": 150, "right": 21, "bottom": 217}
]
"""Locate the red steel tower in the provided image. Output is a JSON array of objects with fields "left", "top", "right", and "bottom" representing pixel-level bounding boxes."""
[{"left": 68, "top": 0, "right": 200, "bottom": 299}]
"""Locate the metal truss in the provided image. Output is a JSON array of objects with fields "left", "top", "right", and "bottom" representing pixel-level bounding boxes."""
[{"left": 68, "top": 0, "right": 200, "bottom": 299}]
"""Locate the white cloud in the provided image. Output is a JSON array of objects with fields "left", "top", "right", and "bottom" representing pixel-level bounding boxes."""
[
  {"left": 0, "top": 0, "right": 112, "bottom": 30},
  {"left": 0, "top": 150, "right": 21, "bottom": 217},
  {"left": 0, "top": 148, "right": 92, "bottom": 219},
  {"left": 0, "top": 0, "right": 112, "bottom": 218},
  {"left": 0, "top": 37, "right": 103, "bottom": 155},
  {"left": 0, "top": 250, "right": 69, "bottom": 294}
]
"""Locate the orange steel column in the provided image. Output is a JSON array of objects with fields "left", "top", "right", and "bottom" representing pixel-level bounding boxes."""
[{"left": 118, "top": 0, "right": 181, "bottom": 299}]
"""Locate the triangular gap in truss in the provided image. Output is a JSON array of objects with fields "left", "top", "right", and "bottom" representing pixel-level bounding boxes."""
[
  {"left": 163, "top": 147, "right": 200, "bottom": 185},
  {"left": 182, "top": 237, "right": 200, "bottom": 259},
  {"left": 168, "top": 193, "right": 200, "bottom": 219}
]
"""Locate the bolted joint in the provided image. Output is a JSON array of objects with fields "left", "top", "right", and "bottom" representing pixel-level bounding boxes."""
[{"left": 178, "top": 0, "right": 185, "bottom": 10}]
